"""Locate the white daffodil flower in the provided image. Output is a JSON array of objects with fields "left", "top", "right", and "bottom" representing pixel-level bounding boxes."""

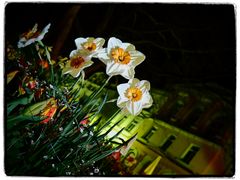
[
  {"left": 18, "top": 23, "right": 51, "bottom": 48},
  {"left": 98, "top": 37, "right": 145, "bottom": 80},
  {"left": 62, "top": 50, "right": 93, "bottom": 78},
  {"left": 117, "top": 78, "right": 153, "bottom": 116},
  {"left": 74, "top": 37, "right": 105, "bottom": 58}
]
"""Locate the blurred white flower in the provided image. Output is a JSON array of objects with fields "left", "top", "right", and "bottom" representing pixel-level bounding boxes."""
[
  {"left": 98, "top": 37, "right": 145, "bottom": 79},
  {"left": 117, "top": 78, "right": 153, "bottom": 116},
  {"left": 120, "top": 133, "right": 138, "bottom": 156},
  {"left": 62, "top": 50, "right": 93, "bottom": 78},
  {"left": 18, "top": 23, "right": 51, "bottom": 48},
  {"left": 74, "top": 37, "right": 105, "bottom": 58}
]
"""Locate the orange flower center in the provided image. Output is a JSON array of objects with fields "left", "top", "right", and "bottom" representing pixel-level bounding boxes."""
[
  {"left": 70, "top": 56, "right": 85, "bottom": 69},
  {"left": 111, "top": 48, "right": 131, "bottom": 64},
  {"left": 125, "top": 87, "right": 142, "bottom": 102},
  {"left": 83, "top": 42, "right": 97, "bottom": 51}
]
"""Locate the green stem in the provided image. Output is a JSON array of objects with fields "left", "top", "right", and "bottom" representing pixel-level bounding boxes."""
[
  {"left": 37, "top": 40, "right": 55, "bottom": 84},
  {"left": 89, "top": 75, "right": 112, "bottom": 101},
  {"left": 70, "top": 76, "right": 112, "bottom": 127},
  {"left": 69, "top": 72, "right": 83, "bottom": 92}
]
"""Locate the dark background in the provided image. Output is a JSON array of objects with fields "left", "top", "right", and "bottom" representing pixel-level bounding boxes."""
[{"left": 5, "top": 3, "right": 236, "bottom": 92}]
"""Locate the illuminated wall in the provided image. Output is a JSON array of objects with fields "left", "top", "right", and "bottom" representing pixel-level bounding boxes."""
[{"left": 87, "top": 75, "right": 233, "bottom": 176}]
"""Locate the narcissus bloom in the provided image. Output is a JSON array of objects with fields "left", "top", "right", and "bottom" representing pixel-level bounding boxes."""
[
  {"left": 18, "top": 23, "right": 51, "bottom": 48},
  {"left": 62, "top": 50, "right": 93, "bottom": 78},
  {"left": 117, "top": 78, "right": 153, "bottom": 116},
  {"left": 98, "top": 37, "right": 145, "bottom": 79},
  {"left": 74, "top": 37, "right": 105, "bottom": 58}
]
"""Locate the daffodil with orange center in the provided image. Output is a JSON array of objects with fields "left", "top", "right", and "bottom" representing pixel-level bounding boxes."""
[
  {"left": 73, "top": 37, "right": 105, "bottom": 58},
  {"left": 18, "top": 23, "right": 51, "bottom": 48},
  {"left": 98, "top": 37, "right": 145, "bottom": 79},
  {"left": 117, "top": 78, "right": 153, "bottom": 116},
  {"left": 62, "top": 50, "right": 93, "bottom": 78}
]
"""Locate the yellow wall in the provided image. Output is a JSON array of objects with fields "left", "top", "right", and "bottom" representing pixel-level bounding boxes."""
[{"left": 101, "top": 111, "right": 225, "bottom": 175}]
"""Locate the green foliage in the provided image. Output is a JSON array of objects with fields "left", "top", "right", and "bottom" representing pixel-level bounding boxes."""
[{"left": 5, "top": 39, "right": 128, "bottom": 176}]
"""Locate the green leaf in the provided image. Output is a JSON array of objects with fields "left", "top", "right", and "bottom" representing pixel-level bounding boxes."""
[
  {"left": 7, "top": 115, "right": 44, "bottom": 129},
  {"left": 85, "top": 145, "right": 121, "bottom": 166},
  {"left": 7, "top": 94, "right": 34, "bottom": 115}
]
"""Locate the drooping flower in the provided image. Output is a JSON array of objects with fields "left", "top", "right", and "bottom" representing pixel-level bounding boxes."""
[
  {"left": 98, "top": 37, "right": 145, "bottom": 79},
  {"left": 117, "top": 78, "right": 153, "bottom": 116},
  {"left": 62, "top": 50, "right": 93, "bottom": 78},
  {"left": 74, "top": 37, "right": 105, "bottom": 58},
  {"left": 18, "top": 23, "right": 51, "bottom": 48}
]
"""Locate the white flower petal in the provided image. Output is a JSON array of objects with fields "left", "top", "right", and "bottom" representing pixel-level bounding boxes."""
[
  {"left": 62, "top": 61, "right": 72, "bottom": 74},
  {"left": 41, "top": 23, "right": 51, "bottom": 34},
  {"left": 117, "top": 96, "right": 128, "bottom": 108},
  {"left": 120, "top": 134, "right": 138, "bottom": 155},
  {"left": 36, "top": 23, "right": 51, "bottom": 41},
  {"left": 87, "top": 37, "right": 95, "bottom": 41},
  {"left": 69, "top": 49, "right": 80, "bottom": 58},
  {"left": 97, "top": 48, "right": 110, "bottom": 63},
  {"left": 75, "top": 38, "right": 87, "bottom": 49},
  {"left": 128, "top": 78, "right": 140, "bottom": 87},
  {"left": 126, "top": 101, "right": 143, "bottom": 116},
  {"left": 117, "top": 83, "right": 130, "bottom": 99},
  {"left": 121, "top": 43, "right": 135, "bottom": 51},
  {"left": 116, "top": 79, "right": 153, "bottom": 115},
  {"left": 17, "top": 23, "right": 50, "bottom": 48},
  {"left": 137, "top": 80, "right": 150, "bottom": 91},
  {"left": 69, "top": 50, "right": 91, "bottom": 61},
  {"left": 141, "top": 92, "right": 153, "bottom": 108},
  {"left": 106, "top": 62, "right": 124, "bottom": 77},
  {"left": 107, "top": 37, "right": 122, "bottom": 54},
  {"left": 129, "top": 50, "right": 145, "bottom": 67},
  {"left": 83, "top": 60, "right": 94, "bottom": 68},
  {"left": 121, "top": 67, "right": 135, "bottom": 80},
  {"left": 70, "top": 69, "right": 81, "bottom": 78},
  {"left": 94, "top": 38, "right": 105, "bottom": 50}
]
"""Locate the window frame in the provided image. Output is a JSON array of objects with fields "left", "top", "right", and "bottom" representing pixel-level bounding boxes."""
[
  {"left": 160, "top": 134, "right": 176, "bottom": 151},
  {"left": 142, "top": 126, "right": 158, "bottom": 141},
  {"left": 180, "top": 144, "right": 200, "bottom": 164}
]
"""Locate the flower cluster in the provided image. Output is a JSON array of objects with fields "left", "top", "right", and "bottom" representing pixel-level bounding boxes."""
[
  {"left": 60, "top": 35, "right": 153, "bottom": 116},
  {"left": 13, "top": 23, "right": 153, "bottom": 116},
  {"left": 6, "top": 23, "right": 154, "bottom": 176}
]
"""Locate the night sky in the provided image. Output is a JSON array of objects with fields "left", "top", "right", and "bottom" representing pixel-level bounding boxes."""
[{"left": 5, "top": 3, "right": 236, "bottom": 92}]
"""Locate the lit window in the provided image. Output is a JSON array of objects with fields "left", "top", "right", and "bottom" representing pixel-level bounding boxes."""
[
  {"left": 181, "top": 145, "right": 200, "bottom": 164},
  {"left": 125, "top": 119, "right": 138, "bottom": 132},
  {"left": 142, "top": 126, "right": 157, "bottom": 141},
  {"left": 160, "top": 135, "right": 176, "bottom": 151}
]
